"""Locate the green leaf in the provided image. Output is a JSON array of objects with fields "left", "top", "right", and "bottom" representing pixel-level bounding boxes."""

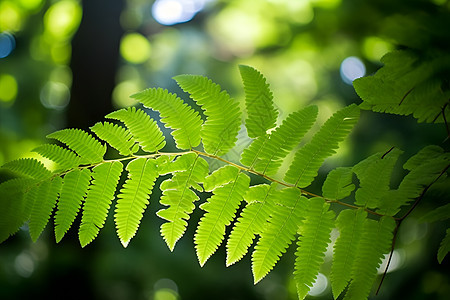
[
  {"left": 322, "top": 167, "right": 355, "bottom": 200},
  {"left": 438, "top": 228, "right": 450, "bottom": 264},
  {"left": 252, "top": 187, "right": 307, "bottom": 284},
  {"left": 47, "top": 129, "right": 106, "bottom": 164},
  {"left": 132, "top": 87, "right": 203, "bottom": 150},
  {"left": 33, "top": 144, "right": 81, "bottom": 171},
  {"left": 377, "top": 147, "right": 449, "bottom": 216},
  {"left": 285, "top": 104, "right": 360, "bottom": 188},
  {"left": 239, "top": 65, "right": 278, "bottom": 138},
  {"left": 344, "top": 216, "right": 395, "bottom": 300},
  {"left": 79, "top": 161, "right": 123, "bottom": 247},
  {"left": 174, "top": 75, "right": 241, "bottom": 156},
  {"left": 195, "top": 166, "right": 250, "bottom": 266},
  {"left": 240, "top": 105, "right": 318, "bottom": 176},
  {"left": 226, "top": 183, "right": 276, "bottom": 266},
  {"left": 294, "top": 198, "right": 335, "bottom": 300},
  {"left": 90, "top": 121, "right": 136, "bottom": 156},
  {"left": 0, "top": 178, "right": 36, "bottom": 243},
  {"left": 353, "top": 148, "right": 402, "bottom": 208},
  {"left": 115, "top": 158, "right": 159, "bottom": 247},
  {"left": 55, "top": 169, "right": 91, "bottom": 243},
  {"left": 331, "top": 209, "right": 367, "bottom": 299},
  {"left": 106, "top": 107, "right": 166, "bottom": 153},
  {"left": 354, "top": 50, "right": 450, "bottom": 123},
  {"left": 420, "top": 203, "right": 450, "bottom": 223},
  {"left": 403, "top": 145, "right": 444, "bottom": 171},
  {"left": 29, "top": 177, "right": 63, "bottom": 242},
  {"left": 2, "top": 158, "right": 52, "bottom": 179},
  {"left": 157, "top": 153, "right": 209, "bottom": 251}
]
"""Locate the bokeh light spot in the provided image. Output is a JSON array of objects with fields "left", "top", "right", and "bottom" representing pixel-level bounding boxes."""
[
  {"left": 44, "top": 0, "right": 82, "bottom": 39},
  {"left": 307, "top": 273, "right": 329, "bottom": 296},
  {"left": 50, "top": 42, "right": 71, "bottom": 64},
  {"left": 0, "top": 2, "right": 23, "bottom": 32},
  {"left": 378, "top": 249, "right": 405, "bottom": 274},
  {"left": 0, "top": 74, "right": 18, "bottom": 103},
  {"left": 120, "top": 33, "right": 152, "bottom": 64},
  {"left": 0, "top": 32, "right": 16, "bottom": 58},
  {"left": 112, "top": 80, "right": 141, "bottom": 108},
  {"left": 153, "top": 289, "right": 178, "bottom": 300},
  {"left": 50, "top": 65, "right": 73, "bottom": 86},
  {"left": 153, "top": 278, "right": 179, "bottom": 300},
  {"left": 152, "top": 0, "right": 206, "bottom": 26},
  {"left": 340, "top": 56, "right": 366, "bottom": 85},
  {"left": 363, "top": 36, "right": 392, "bottom": 62},
  {"left": 14, "top": 251, "right": 35, "bottom": 278},
  {"left": 40, "top": 81, "right": 70, "bottom": 110},
  {"left": 18, "top": 0, "right": 44, "bottom": 11}
]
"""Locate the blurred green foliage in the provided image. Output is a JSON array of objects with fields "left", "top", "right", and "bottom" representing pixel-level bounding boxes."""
[{"left": 0, "top": 0, "right": 449, "bottom": 299}]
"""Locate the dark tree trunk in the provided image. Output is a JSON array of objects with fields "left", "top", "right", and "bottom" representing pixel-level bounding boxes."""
[{"left": 68, "top": 0, "right": 125, "bottom": 130}]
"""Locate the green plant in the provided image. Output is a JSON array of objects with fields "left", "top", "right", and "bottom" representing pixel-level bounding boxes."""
[{"left": 0, "top": 64, "right": 448, "bottom": 299}]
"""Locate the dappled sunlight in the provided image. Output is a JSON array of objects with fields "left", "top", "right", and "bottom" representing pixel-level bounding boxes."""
[
  {"left": 152, "top": 0, "right": 210, "bottom": 26},
  {"left": 340, "top": 56, "right": 366, "bottom": 85},
  {"left": 1, "top": 1, "right": 449, "bottom": 299},
  {"left": 308, "top": 273, "right": 329, "bottom": 296}
]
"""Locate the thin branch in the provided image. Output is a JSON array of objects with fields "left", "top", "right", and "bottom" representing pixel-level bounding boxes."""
[
  {"left": 376, "top": 221, "right": 400, "bottom": 295},
  {"left": 381, "top": 146, "right": 395, "bottom": 159},
  {"left": 192, "top": 149, "right": 385, "bottom": 218},
  {"left": 398, "top": 164, "right": 449, "bottom": 222},
  {"left": 376, "top": 163, "right": 449, "bottom": 294},
  {"left": 398, "top": 87, "right": 414, "bottom": 106},
  {"left": 442, "top": 102, "right": 449, "bottom": 141}
]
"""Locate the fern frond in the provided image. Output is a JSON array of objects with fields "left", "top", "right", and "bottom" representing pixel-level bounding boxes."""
[
  {"left": 47, "top": 129, "right": 106, "bottom": 164},
  {"left": 240, "top": 105, "right": 318, "bottom": 176},
  {"left": 353, "top": 148, "right": 402, "bottom": 208},
  {"left": 2, "top": 158, "right": 51, "bottom": 179},
  {"left": 294, "top": 198, "right": 335, "bottom": 300},
  {"left": 90, "top": 121, "right": 137, "bottom": 156},
  {"left": 54, "top": 169, "right": 91, "bottom": 243},
  {"left": 354, "top": 50, "right": 450, "bottom": 123},
  {"left": 174, "top": 75, "right": 241, "bottom": 156},
  {"left": 284, "top": 104, "right": 360, "bottom": 188},
  {"left": 33, "top": 144, "right": 81, "bottom": 171},
  {"left": 252, "top": 187, "right": 307, "bottom": 284},
  {"left": 115, "top": 158, "right": 159, "bottom": 247},
  {"left": 438, "top": 228, "right": 450, "bottom": 264},
  {"left": 420, "top": 203, "right": 450, "bottom": 223},
  {"left": 344, "top": 216, "right": 395, "bottom": 300},
  {"left": 157, "top": 153, "right": 209, "bottom": 251},
  {"left": 226, "top": 183, "right": 276, "bottom": 266},
  {"left": 132, "top": 88, "right": 203, "bottom": 150},
  {"left": 322, "top": 167, "right": 355, "bottom": 200},
  {"left": 29, "top": 177, "right": 63, "bottom": 242},
  {"left": 403, "top": 145, "right": 444, "bottom": 170},
  {"left": 0, "top": 178, "right": 36, "bottom": 242},
  {"left": 195, "top": 166, "right": 250, "bottom": 266},
  {"left": 79, "top": 161, "right": 123, "bottom": 247},
  {"left": 330, "top": 209, "right": 367, "bottom": 299},
  {"left": 377, "top": 146, "right": 449, "bottom": 216},
  {"left": 239, "top": 65, "right": 278, "bottom": 138},
  {"left": 106, "top": 107, "right": 166, "bottom": 153}
]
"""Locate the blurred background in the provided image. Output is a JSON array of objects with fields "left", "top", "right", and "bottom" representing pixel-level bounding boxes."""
[{"left": 0, "top": 0, "right": 449, "bottom": 299}]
